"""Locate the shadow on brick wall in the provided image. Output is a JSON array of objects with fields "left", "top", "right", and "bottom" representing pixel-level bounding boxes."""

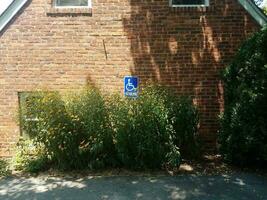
[{"left": 122, "top": 0, "right": 257, "bottom": 150}]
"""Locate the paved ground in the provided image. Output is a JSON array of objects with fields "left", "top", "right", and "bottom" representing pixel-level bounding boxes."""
[{"left": 0, "top": 172, "right": 266, "bottom": 200}]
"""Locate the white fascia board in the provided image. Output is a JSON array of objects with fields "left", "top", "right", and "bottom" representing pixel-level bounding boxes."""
[
  {"left": 0, "top": 0, "right": 14, "bottom": 16},
  {"left": 238, "top": 0, "right": 267, "bottom": 27},
  {"left": 0, "top": 0, "right": 29, "bottom": 32}
]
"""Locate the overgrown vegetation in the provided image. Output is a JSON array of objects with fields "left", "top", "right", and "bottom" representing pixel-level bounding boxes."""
[
  {"left": 219, "top": 27, "right": 267, "bottom": 166},
  {"left": 13, "top": 139, "right": 49, "bottom": 173},
  {"left": 0, "top": 159, "right": 10, "bottom": 177},
  {"left": 108, "top": 86, "right": 198, "bottom": 169},
  {"left": 20, "top": 90, "right": 116, "bottom": 170},
  {"left": 18, "top": 85, "right": 199, "bottom": 172}
]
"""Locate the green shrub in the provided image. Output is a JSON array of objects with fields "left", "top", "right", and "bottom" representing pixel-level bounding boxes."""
[
  {"left": 13, "top": 139, "right": 49, "bottom": 173},
  {"left": 108, "top": 90, "right": 174, "bottom": 169},
  {"left": 142, "top": 86, "right": 199, "bottom": 158},
  {"left": 66, "top": 89, "right": 117, "bottom": 169},
  {"left": 21, "top": 89, "right": 116, "bottom": 170},
  {"left": 108, "top": 85, "right": 198, "bottom": 169},
  {"left": 0, "top": 159, "right": 10, "bottom": 177},
  {"left": 164, "top": 94, "right": 199, "bottom": 158},
  {"left": 21, "top": 92, "right": 75, "bottom": 169},
  {"left": 219, "top": 27, "right": 267, "bottom": 166},
  {"left": 20, "top": 86, "right": 199, "bottom": 171}
]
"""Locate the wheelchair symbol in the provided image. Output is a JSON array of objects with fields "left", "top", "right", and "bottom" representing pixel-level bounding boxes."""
[
  {"left": 126, "top": 79, "right": 137, "bottom": 92},
  {"left": 124, "top": 76, "right": 138, "bottom": 97}
]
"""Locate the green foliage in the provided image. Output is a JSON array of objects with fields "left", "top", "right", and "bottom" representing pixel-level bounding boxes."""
[
  {"left": 13, "top": 139, "right": 49, "bottom": 173},
  {"left": 0, "top": 159, "right": 10, "bottom": 177},
  {"left": 165, "top": 94, "right": 199, "bottom": 158},
  {"left": 21, "top": 89, "right": 115, "bottom": 170},
  {"left": 66, "top": 89, "right": 116, "bottom": 169},
  {"left": 20, "top": 86, "right": 199, "bottom": 171},
  {"left": 219, "top": 27, "right": 267, "bottom": 166},
  {"left": 108, "top": 85, "right": 198, "bottom": 169},
  {"left": 109, "top": 87, "right": 174, "bottom": 169}
]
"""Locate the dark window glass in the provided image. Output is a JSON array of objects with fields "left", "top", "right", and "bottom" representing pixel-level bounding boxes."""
[
  {"left": 55, "top": 0, "right": 88, "bottom": 7},
  {"left": 172, "top": 0, "right": 206, "bottom": 5}
]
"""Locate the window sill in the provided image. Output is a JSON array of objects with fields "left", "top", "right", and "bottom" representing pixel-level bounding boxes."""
[{"left": 46, "top": 7, "right": 92, "bottom": 16}]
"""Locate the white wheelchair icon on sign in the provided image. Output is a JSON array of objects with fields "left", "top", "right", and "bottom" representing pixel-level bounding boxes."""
[{"left": 126, "top": 79, "right": 137, "bottom": 92}]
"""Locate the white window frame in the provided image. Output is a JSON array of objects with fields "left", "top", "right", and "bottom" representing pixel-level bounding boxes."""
[
  {"left": 170, "top": 0, "right": 209, "bottom": 7},
  {"left": 54, "top": 0, "right": 92, "bottom": 8}
]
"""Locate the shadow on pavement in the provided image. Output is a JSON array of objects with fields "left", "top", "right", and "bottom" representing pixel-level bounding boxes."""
[{"left": 0, "top": 173, "right": 266, "bottom": 200}]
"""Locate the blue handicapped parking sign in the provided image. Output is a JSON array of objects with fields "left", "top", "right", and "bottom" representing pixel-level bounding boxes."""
[{"left": 124, "top": 76, "right": 138, "bottom": 98}]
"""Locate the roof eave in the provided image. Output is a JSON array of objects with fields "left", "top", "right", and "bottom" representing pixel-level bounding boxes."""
[
  {"left": 0, "top": 0, "right": 266, "bottom": 34},
  {"left": 238, "top": 0, "right": 267, "bottom": 27},
  {"left": 0, "top": 0, "right": 29, "bottom": 32}
]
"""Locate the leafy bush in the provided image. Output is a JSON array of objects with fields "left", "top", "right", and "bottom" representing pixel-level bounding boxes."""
[
  {"left": 21, "top": 89, "right": 115, "bottom": 170},
  {"left": 108, "top": 85, "right": 198, "bottom": 169},
  {"left": 0, "top": 159, "right": 10, "bottom": 177},
  {"left": 13, "top": 139, "right": 49, "bottom": 173},
  {"left": 20, "top": 86, "right": 199, "bottom": 171},
  {"left": 164, "top": 94, "right": 199, "bottom": 158},
  {"left": 219, "top": 27, "right": 267, "bottom": 166},
  {"left": 66, "top": 89, "right": 116, "bottom": 169},
  {"left": 108, "top": 89, "right": 174, "bottom": 169}
]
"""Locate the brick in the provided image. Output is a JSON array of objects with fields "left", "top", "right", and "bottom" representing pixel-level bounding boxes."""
[{"left": 0, "top": 0, "right": 261, "bottom": 156}]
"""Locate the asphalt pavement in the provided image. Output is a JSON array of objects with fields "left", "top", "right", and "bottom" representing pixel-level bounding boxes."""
[{"left": 0, "top": 172, "right": 266, "bottom": 200}]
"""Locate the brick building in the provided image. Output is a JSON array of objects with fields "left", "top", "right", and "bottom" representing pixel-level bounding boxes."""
[{"left": 0, "top": 0, "right": 266, "bottom": 157}]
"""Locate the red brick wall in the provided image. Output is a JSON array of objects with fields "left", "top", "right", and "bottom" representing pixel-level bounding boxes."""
[{"left": 0, "top": 0, "right": 260, "bottom": 157}]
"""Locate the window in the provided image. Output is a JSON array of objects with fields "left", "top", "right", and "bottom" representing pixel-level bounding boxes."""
[
  {"left": 54, "top": 0, "right": 91, "bottom": 8},
  {"left": 170, "top": 0, "right": 209, "bottom": 7}
]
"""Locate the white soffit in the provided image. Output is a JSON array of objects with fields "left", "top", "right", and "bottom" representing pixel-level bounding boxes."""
[{"left": 0, "top": 0, "right": 13, "bottom": 16}]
